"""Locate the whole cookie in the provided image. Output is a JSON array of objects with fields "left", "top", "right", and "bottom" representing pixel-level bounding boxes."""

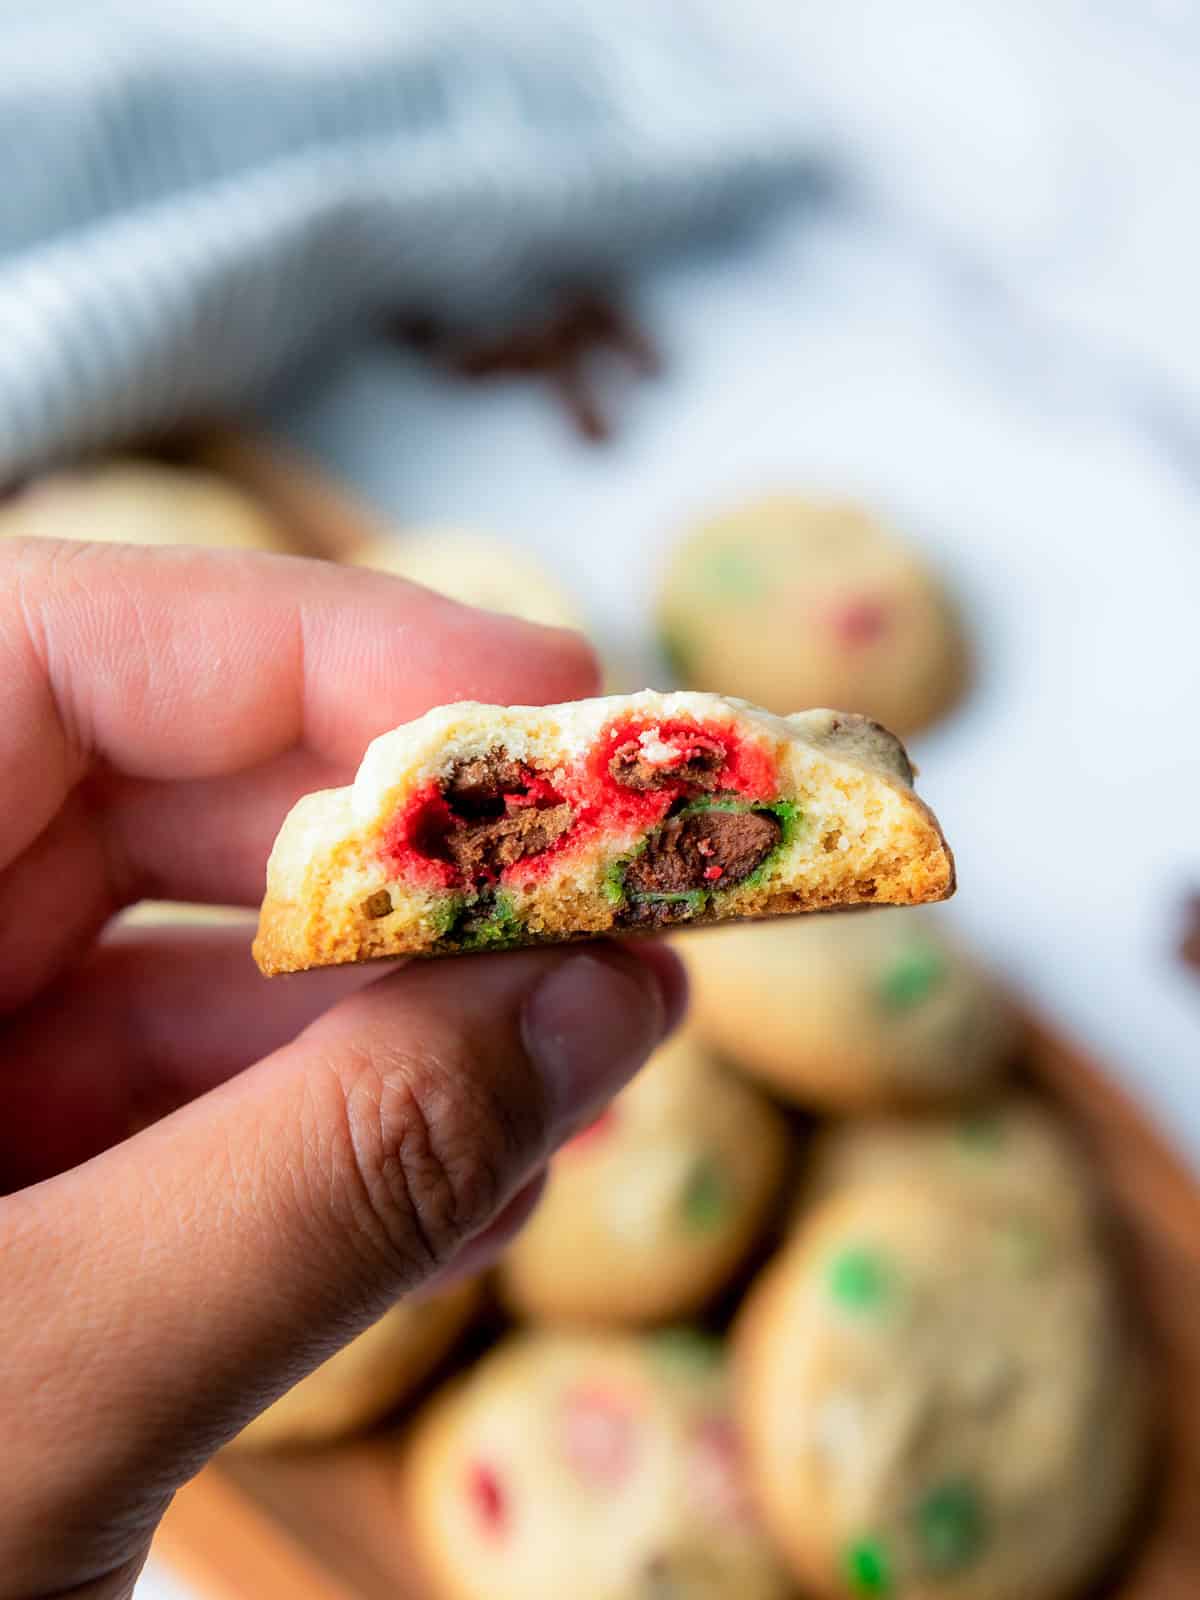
[
  {"left": 350, "top": 529, "right": 582, "bottom": 631},
  {"left": 805, "top": 1093, "right": 1100, "bottom": 1243},
  {"left": 657, "top": 495, "right": 966, "bottom": 735},
  {"left": 0, "top": 459, "right": 289, "bottom": 549},
  {"left": 404, "top": 1329, "right": 791, "bottom": 1600},
  {"left": 680, "top": 909, "right": 1017, "bottom": 1111},
  {"left": 230, "top": 1280, "right": 480, "bottom": 1450},
  {"left": 736, "top": 1182, "right": 1149, "bottom": 1600},
  {"left": 498, "top": 1034, "right": 791, "bottom": 1325}
]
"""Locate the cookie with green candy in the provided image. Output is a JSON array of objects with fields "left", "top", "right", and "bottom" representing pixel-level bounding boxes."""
[
  {"left": 679, "top": 907, "right": 1018, "bottom": 1112},
  {"left": 656, "top": 494, "right": 967, "bottom": 737},
  {"left": 735, "top": 1180, "right": 1150, "bottom": 1600},
  {"left": 497, "top": 1034, "right": 791, "bottom": 1326},
  {"left": 402, "top": 1329, "right": 790, "bottom": 1600},
  {"left": 805, "top": 1092, "right": 1102, "bottom": 1246}
]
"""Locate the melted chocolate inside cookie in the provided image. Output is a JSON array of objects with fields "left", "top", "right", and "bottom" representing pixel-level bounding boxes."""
[
  {"left": 435, "top": 748, "right": 574, "bottom": 881},
  {"left": 616, "top": 803, "right": 783, "bottom": 928},
  {"left": 444, "top": 752, "right": 530, "bottom": 818},
  {"left": 449, "top": 805, "right": 574, "bottom": 879},
  {"left": 624, "top": 808, "right": 780, "bottom": 897}
]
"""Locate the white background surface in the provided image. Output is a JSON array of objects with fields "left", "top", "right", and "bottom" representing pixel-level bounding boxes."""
[{"left": 140, "top": 2, "right": 1200, "bottom": 1594}]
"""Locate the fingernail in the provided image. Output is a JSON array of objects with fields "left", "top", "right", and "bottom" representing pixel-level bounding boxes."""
[
  {"left": 620, "top": 940, "right": 689, "bottom": 1035},
  {"left": 521, "top": 949, "right": 670, "bottom": 1131}
]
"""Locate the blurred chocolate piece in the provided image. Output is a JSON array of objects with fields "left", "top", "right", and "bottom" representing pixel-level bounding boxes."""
[
  {"left": 1180, "top": 892, "right": 1200, "bottom": 976},
  {"left": 390, "top": 292, "right": 659, "bottom": 442}
]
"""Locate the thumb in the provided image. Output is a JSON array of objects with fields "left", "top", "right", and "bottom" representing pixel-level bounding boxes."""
[{"left": 1, "top": 942, "right": 681, "bottom": 1595}]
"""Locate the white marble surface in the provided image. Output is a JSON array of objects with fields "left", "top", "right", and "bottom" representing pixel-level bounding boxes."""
[{"left": 139, "top": 2, "right": 1199, "bottom": 1594}]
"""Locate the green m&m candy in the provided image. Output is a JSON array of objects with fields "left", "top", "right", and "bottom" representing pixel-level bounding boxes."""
[
  {"left": 843, "top": 1536, "right": 893, "bottom": 1596},
  {"left": 682, "top": 1156, "right": 729, "bottom": 1233},
  {"left": 954, "top": 1110, "right": 1005, "bottom": 1155},
  {"left": 659, "top": 624, "right": 695, "bottom": 681},
  {"left": 828, "top": 1247, "right": 891, "bottom": 1313},
  {"left": 647, "top": 1327, "right": 723, "bottom": 1376},
  {"left": 877, "top": 940, "right": 946, "bottom": 1012},
  {"left": 915, "top": 1478, "right": 986, "bottom": 1573},
  {"left": 703, "top": 545, "right": 762, "bottom": 599},
  {"left": 996, "top": 1215, "right": 1049, "bottom": 1275}
]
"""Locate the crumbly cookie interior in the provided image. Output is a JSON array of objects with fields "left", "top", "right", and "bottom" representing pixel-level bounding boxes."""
[
  {"left": 253, "top": 693, "right": 954, "bottom": 974},
  {"left": 361, "top": 714, "right": 800, "bottom": 955}
]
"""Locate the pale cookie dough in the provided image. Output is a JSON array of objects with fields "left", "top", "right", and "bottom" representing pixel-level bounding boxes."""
[
  {"left": 403, "top": 1329, "right": 791, "bottom": 1600},
  {"left": 253, "top": 692, "right": 954, "bottom": 974},
  {"left": 349, "top": 529, "right": 583, "bottom": 631},
  {"left": 230, "top": 1280, "right": 481, "bottom": 1450},
  {"left": 736, "top": 1181, "right": 1149, "bottom": 1600},
  {"left": 805, "top": 1093, "right": 1100, "bottom": 1243},
  {"left": 498, "top": 1034, "right": 791, "bottom": 1325},
  {"left": 0, "top": 459, "right": 290, "bottom": 549},
  {"left": 680, "top": 909, "right": 1016, "bottom": 1111},
  {"left": 657, "top": 495, "right": 967, "bottom": 737}
]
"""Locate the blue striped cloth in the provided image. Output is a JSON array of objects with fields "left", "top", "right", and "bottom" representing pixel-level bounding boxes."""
[{"left": 0, "top": 1, "right": 813, "bottom": 479}]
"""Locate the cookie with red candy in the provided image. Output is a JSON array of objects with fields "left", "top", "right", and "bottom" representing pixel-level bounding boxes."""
[
  {"left": 402, "top": 1329, "right": 790, "bottom": 1600},
  {"left": 497, "top": 1032, "right": 790, "bottom": 1325},
  {"left": 735, "top": 1180, "right": 1149, "bottom": 1600},
  {"left": 657, "top": 496, "right": 966, "bottom": 737},
  {"left": 253, "top": 690, "right": 953, "bottom": 974}
]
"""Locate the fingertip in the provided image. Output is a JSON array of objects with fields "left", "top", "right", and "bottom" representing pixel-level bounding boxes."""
[
  {"left": 532, "top": 623, "right": 604, "bottom": 700},
  {"left": 423, "top": 1171, "right": 549, "bottom": 1290},
  {"left": 451, "top": 608, "right": 603, "bottom": 707},
  {"left": 612, "top": 938, "right": 689, "bottom": 1037},
  {"left": 347, "top": 556, "right": 603, "bottom": 705},
  {"left": 519, "top": 946, "right": 670, "bottom": 1132}
]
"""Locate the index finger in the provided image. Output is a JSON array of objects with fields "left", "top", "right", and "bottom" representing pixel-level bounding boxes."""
[{"left": 0, "top": 539, "right": 598, "bottom": 870}]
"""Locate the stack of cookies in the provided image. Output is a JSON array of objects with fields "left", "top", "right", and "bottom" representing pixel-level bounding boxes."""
[
  {"left": 250, "top": 489, "right": 1150, "bottom": 1600},
  {"left": 4, "top": 464, "right": 1151, "bottom": 1598},
  {"left": 220, "top": 903, "right": 1150, "bottom": 1600},
  {"left": 359, "top": 494, "right": 1144, "bottom": 1600}
]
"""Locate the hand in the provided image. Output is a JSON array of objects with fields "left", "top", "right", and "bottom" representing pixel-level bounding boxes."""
[{"left": 0, "top": 541, "right": 684, "bottom": 1599}]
